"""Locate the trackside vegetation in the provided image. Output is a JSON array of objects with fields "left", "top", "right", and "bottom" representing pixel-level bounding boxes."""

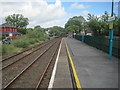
[{"left": 1, "top": 29, "right": 49, "bottom": 56}]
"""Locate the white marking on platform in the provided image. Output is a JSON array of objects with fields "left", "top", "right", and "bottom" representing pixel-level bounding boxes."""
[{"left": 48, "top": 38, "right": 63, "bottom": 89}]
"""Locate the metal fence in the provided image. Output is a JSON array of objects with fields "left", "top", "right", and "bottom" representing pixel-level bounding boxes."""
[{"left": 75, "top": 35, "right": 119, "bottom": 58}]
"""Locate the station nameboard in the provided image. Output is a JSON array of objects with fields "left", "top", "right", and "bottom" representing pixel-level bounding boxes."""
[{"left": 108, "top": 16, "right": 115, "bottom": 22}]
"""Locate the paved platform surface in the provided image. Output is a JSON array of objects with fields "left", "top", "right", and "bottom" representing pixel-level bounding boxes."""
[
  {"left": 66, "top": 38, "right": 118, "bottom": 88},
  {"left": 51, "top": 38, "right": 73, "bottom": 88}
]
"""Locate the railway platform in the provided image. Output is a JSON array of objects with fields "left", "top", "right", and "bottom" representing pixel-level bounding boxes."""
[{"left": 65, "top": 38, "right": 118, "bottom": 88}]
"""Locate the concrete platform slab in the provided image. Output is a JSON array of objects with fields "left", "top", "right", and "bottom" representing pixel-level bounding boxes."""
[{"left": 66, "top": 38, "right": 118, "bottom": 88}]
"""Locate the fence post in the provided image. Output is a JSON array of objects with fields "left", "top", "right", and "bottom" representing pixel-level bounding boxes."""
[{"left": 82, "top": 35, "right": 84, "bottom": 42}]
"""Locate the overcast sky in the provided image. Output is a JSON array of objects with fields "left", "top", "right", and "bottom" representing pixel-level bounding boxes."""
[{"left": 0, "top": 0, "right": 119, "bottom": 28}]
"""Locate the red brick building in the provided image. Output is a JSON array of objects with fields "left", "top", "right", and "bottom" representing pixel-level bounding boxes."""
[{"left": 0, "top": 23, "right": 21, "bottom": 37}]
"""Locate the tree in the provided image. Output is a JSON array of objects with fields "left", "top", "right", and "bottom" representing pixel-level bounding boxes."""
[
  {"left": 34, "top": 25, "right": 41, "bottom": 30},
  {"left": 65, "top": 16, "right": 85, "bottom": 34},
  {"left": 5, "top": 14, "right": 29, "bottom": 28},
  {"left": 48, "top": 26, "right": 65, "bottom": 37},
  {"left": 34, "top": 25, "right": 46, "bottom": 32},
  {"left": 18, "top": 28, "right": 27, "bottom": 34},
  {"left": 114, "top": 18, "right": 120, "bottom": 36},
  {"left": 87, "top": 19, "right": 101, "bottom": 35},
  {"left": 87, "top": 11, "right": 120, "bottom": 36},
  {"left": 65, "top": 25, "right": 79, "bottom": 33},
  {"left": 87, "top": 13, "right": 107, "bottom": 35}
]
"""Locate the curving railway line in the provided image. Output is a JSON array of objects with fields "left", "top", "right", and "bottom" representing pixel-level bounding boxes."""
[{"left": 2, "top": 37, "right": 62, "bottom": 89}]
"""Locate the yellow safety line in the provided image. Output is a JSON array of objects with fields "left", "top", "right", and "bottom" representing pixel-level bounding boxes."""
[{"left": 65, "top": 40, "right": 82, "bottom": 90}]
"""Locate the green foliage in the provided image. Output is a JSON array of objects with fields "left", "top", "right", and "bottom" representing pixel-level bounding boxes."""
[
  {"left": 12, "top": 38, "right": 29, "bottom": 48},
  {"left": 2, "top": 44, "right": 9, "bottom": 55},
  {"left": 2, "top": 44, "right": 15, "bottom": 55},
  {"left": 65, "top": 16, "right": 85, "bottom": 34},
  {"left": 34, "top": 25, "right": 41, "bottom": 30},
  {"left": 2, "top": 32, "right": 48, "bottom": 56},
  {"left": 0, "top": 36, "right": 5, "bottom": 39},
  {"left": 87, "top": 11, "right": 119, "bottom": 36},
  {"left": 65, "top": 25, "right": 79, "bottom": 33},
  {"left": 0, "top": 36, "right": 2, "bottom": 39},
  {"left": 87, "top": 19, "right": 101, "bottom": 35},
  {"left": 0, "top": 44, "right": 2, "bottom": 56},
  {"left": 34, "top": 25, "right": 41, "bottom": 29},
  {"left": 28, "top": 38, "right": 37, "bottom": 44},
  {"left": 87, "top": 12, "right": 109, "bottom": 36},
  {"left": 18, "top": 28, "right": 27, "bottom": 34},
  {"left": 27, "top": 29, "right": 47, "bottom": 40},
  {"left": 12, "top": 36, "right": 47, "bottom": 48},
  {"left": 87, "top": 13, "right": 99, "bottom": 21},
  {"left": 34, "top": 25, "right": 45, "bottom": 32},
  {"left": 114, "top": 18, "right": 120, "bottom": 36},
  {"left": 65, "top": 19, "right": 82, "bottom": 28},
  {"left": 5, "top": 14, "right": 29, "bottom": 28},
  {"left": 48, "top": 26, "right": 65, "bottom": 37}
]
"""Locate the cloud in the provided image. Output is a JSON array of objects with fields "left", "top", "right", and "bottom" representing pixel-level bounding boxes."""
[
  {"left": 80, "top": 10, "right": 89, "bottom": 16},
  {"left": 70, "top": 3, "right": 89, "bottom": 9},
  {"left": 0, "top": 0, "right": 68, "bottom": 28}
]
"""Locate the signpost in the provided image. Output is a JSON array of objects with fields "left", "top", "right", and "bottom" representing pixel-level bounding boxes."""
[{"left": 108, "top": 0, "right": 114, "bottom": 60}]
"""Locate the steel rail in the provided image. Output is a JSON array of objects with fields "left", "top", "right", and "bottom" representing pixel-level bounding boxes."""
[
  {"left": 1, "top": 39, "right": 55, "bottom": 70},
  {"left": 35, "top": 39, "right": 61, "bottom": 89},
  {"left": 3, "top": 39, "right": 60, "bottom": 89},
  {"left": 1, "top": 39, "right": 53, "bottom": 62}
]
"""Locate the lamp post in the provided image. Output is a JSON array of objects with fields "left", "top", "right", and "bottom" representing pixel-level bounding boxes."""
[{"left": 108, "top": 0, "right": 114, "bottom": 60}]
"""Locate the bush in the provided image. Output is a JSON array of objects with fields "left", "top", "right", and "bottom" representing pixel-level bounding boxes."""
[
  {"left": 18, "top": 28, "right": 27, "bottom": 34},
  {"left": 28, "top": 38, "right": 37, "bottom": 44},
  {"left": 2, "top": 44, "right": 9, "bottom": 55},
  {"left": 0, "top": 36, "right": 5, "bottom": 39},
  {"left": 27, "top": 29, "right": 48, "bottom": 41},
  {"left": 2, "top": 44, "right": 15, "bottom": 56},
  {"left": 1, "top": 28, "right": 49, "bottom": 56},
  {"left": 0, "top": 43, "right": 2, "bottom": 56},
  {"left": 12, "top": 38, "right": 29, "bottom": 48}
]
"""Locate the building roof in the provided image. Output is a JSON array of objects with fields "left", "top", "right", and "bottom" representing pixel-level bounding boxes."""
[
  {"left": 0, "top": 31, "right": 21, "bottom": 35},
  {"left": 0, "top": 23, "right": 16, "bottom": 28}
]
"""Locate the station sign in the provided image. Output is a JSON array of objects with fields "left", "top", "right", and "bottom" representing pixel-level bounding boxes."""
[
  {"left": 109, "top": 22, "right": 113, "bottom": 29},
  {"left": 108, "top": 16, "right": 115, "bottom": 22}
]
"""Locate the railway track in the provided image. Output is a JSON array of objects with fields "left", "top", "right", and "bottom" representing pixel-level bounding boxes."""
[
  {"left": 2, "top": 40, "right": 49, "bottom": 62},
  {"left": 2, "top": 39, "right": 54, "bottom": 69},
  {"left": 2, "top": 38, "right": 61, "bottom": 89}
]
